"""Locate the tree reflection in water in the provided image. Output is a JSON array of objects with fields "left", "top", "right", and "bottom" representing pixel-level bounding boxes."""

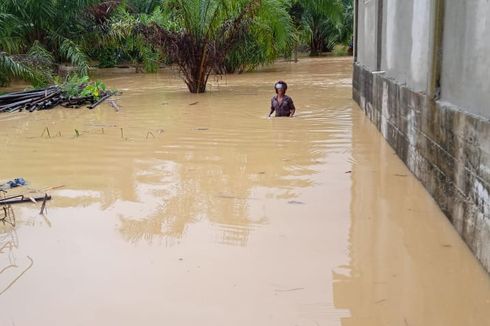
[{"left": 116, "top": 112, "right": 326, "bottom": 246}]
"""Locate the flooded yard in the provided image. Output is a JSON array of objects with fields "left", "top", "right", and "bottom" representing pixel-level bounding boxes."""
[{"left": 0, "top": 57, "right": 489, "bottom": 326}]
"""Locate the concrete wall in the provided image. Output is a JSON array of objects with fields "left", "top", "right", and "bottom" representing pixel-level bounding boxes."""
[
  {"left": 353, "top": 0, "right": 490, "bottom": 273},
  {"left": 356, "top": 0, "right": 377, "bottom": 71},
  {"left": 356, "top": 0, "right": 433, "bottom": 92},
  {"left": 440, "top": 1, "right": 490, "bottom": 119},
  {"left": 381, "top": 0, "right": 433, "bottom": 93}
]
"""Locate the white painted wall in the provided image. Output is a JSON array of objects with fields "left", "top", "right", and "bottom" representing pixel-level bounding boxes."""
[
  {"left": 441, "top": 1, "right": 490, "bottom": 119},
  {"left": 356, "top": 0, "right": 377, "bottom": 70},
  {"left": 380, "top": 0, "right": 432, "bottom": 93},
  {"left": 356, "top": 0, "right": 490, "bottom": 118}
]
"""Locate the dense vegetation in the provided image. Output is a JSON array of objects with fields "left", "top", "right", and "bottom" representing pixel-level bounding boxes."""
[{"left": 0, "top": 0, "right": 353, "bottom": 93}]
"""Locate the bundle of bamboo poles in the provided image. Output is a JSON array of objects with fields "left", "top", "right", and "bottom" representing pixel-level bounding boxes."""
[{"left": 0, "top": 86, "right": 113, "bottom": 113}]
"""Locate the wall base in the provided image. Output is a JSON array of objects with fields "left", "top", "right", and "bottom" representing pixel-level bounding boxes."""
[{"left": 353, "top": 63, "right": 490, "bottom": 273}]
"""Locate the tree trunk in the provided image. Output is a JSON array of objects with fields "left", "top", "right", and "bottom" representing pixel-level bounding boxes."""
[
  {"left": 185, "top": 66, "right": 208, "bottom": 93},
  {"left": 309, "top": 20, "right": 324, "bottom": 57},
  {"left": 310, "top": 33, "right": 324, "bottom": 57},
  {"left": 186, "top": 76, "right": 207, "bottom": 93}
]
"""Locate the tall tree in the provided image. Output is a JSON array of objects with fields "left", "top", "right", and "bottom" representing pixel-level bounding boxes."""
[
  {"left": 291, "top": 0, "right": 343, "bottom": 56},
  {"left": 139, "top": 0, "right": 292, "bottom": 93},
  {"left": 224, "top": 0, "right": 293, "bottom": 73}
]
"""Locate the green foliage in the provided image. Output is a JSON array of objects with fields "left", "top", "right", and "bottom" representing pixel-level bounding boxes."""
[
  {"left": 125, "top": 0, "right": 162, "bottom": 14},
  {"left": 225, "top": 0, "right": 293, "bottom": 73},
  {"left": 96, "top": 47, "right": 120, "bottom": 68},
  {"left": 137, "top": 0, "right": 271, "bottom": 92},
  {"left": 0, "top": 0, "right": 354, "bottom": 88},
  {"left": 80, "top": 80, "right": 107, "bottom": 99},
  {"left": 60, "top": 74, "right": 107, "bottom": 99},
  {"left": 137, "top": 0, "right": 298, "bottom": 91},
  {"left": 0, "top": 41, "right": 54, "bottom": 87},
  {"left": 337, "top": 0, "right": 354, "bottom": 45},
  {"left": 28, "top": 41, "right": 55, "bottom": 64},
  {"left": 60, "top": 75, "right": 90, "bottom": 97},
  {"left": 0, "top": 0, "right": 99, "bottom": 85},
  {"left": 0, "top": 12, "right": 23, "bottom": 53},
  {"left": 24, "top": 41, "right": 55, "bottom": 86},
  {"left": 100, "top": 7, "right": 161, "bottom": 73},
  {"left": 142, "top": 48, "right": 160, "bottom": 73},
  {"left": 332, "top": 44, "right": 348, "bottom": 56},
  {"left": 290, "top": 0, "right": 346, "bottom": 56},
  {"left": 0, "top": 52, "right": 36, "bottom": 86},
  {"left": 60, "top": 39, "right": 90, "bottom": 76}
]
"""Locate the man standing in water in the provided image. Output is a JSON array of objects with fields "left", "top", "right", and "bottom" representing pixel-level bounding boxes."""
[{"left": 269, "top": 80, "right": 296, "bottom": 117}]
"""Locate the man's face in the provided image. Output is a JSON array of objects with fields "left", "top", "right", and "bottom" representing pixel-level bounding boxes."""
[{"left": 275, "top": 83, "right": 286, "bottom": 94}]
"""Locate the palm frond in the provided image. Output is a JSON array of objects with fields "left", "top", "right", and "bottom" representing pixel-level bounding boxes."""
[
  {"left": 224, "top": 0, "right": 293, "bottom": 72},
  {"left": 0, "top": 51, "right": 43, "bottom": 86},
  {"left": 0, "top": 12, "right": 24, "bottom": 52},
  {"left": 301, "top": 0, "right": 343, "bottom": 23},
  {"left": 60, "top": 39, "right": 90, "bottom": 76},
  {"left": 28, "top": 41, "right": 55, "bottom": 64}
]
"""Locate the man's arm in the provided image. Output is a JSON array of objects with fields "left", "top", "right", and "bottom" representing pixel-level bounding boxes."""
[
  {"left": 289, "top": 99, "right": 296, "bottom": 117},
  {"left": 269, "top": 99, "right": 275, "bottom": 117}
]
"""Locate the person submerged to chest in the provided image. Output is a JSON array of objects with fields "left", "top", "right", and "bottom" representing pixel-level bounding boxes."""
[{"left": 269, "top": 80, "right": 296, "bottom": 117}]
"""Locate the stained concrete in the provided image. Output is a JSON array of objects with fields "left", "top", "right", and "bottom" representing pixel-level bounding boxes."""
[{"left": 353, "top": 63, "right": 490, "bottom": 272}]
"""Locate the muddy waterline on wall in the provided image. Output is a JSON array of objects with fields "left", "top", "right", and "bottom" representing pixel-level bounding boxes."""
[{"left": 0, "top": 58, "right": 489, "bottom": 326}]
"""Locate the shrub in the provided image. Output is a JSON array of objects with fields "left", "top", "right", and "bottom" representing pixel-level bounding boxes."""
[{"left": 332, "top": 44, "right": 348, "bottom": 56}]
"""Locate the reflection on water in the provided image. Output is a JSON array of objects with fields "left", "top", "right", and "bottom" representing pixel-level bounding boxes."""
[
  {"left": 332, "top": 112, "right": 490, "bottom": 325},
  {"left": 0, "top": 57, "right": 489, "bottom": 326},
  {"left": 0, "top": 224, "right": 34, "bottom": 296}
]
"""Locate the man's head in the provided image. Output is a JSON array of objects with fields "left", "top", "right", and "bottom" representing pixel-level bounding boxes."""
[{"left": 275, "top": 80, "right": 288, "bottom": 94}]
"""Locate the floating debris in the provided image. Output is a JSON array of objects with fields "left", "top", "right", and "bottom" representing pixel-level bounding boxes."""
[
  {"left": 0, "top": 194, "right": 52, "bottom": 205},
  {"left": 0, "top": 81, "right": 116, "bottom": 113},
  {"left": 107, "top": 99, "right": 121, "bottom": 112},
  {"left": 287, "top": 200, "right": 305, "bottom": 205},
  {"left": 0, "top": 178, "right": 27, "bottom": 191},
  {"left": 0, "top": 191, "right": 15, "bottom": 227},
  {"left": 39, "top": 194, "right": 49, "bottom": 215}
]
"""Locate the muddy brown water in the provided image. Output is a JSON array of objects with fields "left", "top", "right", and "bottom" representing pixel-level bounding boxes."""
[{"left": 0, "top": 58, "right": 489, "bottom": 326}]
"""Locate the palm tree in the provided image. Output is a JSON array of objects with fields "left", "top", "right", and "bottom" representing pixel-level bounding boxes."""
[
  {"left": 139, "top": 0, "right": 292, "bottom": 93},
  {"left": 224, "top": 0, "right": 293, "bottom": 73},
  {"left": 0, "top": 10, "right": 53, "bottom": 86},
  {"left": 0, "top": 0, "right": 112, "bottom": 86},
  {"left": 100, "top": 7, "right": 163, "bottom": 73},
  {"left": 337, "top": 0, "right": 354, "bottom": 46},
  {"left": 291, "top": 0, "right": 343, "bottom": 56}
]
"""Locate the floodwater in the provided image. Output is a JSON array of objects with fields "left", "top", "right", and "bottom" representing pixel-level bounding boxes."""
[{"left": 0, "top": 57, "right": 489, "bottom": 326}]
